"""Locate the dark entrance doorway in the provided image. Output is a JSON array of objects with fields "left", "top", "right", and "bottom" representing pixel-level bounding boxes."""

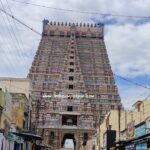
[{"left": 61, "top": 133, "right": 76, "bottom": 150}]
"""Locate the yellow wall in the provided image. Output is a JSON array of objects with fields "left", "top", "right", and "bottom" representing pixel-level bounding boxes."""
[
  {"left": 97, "top": 110, "right": 119, "bottom": 149},
  {"left": 0, "top": 90, "right": 5, "bottom": 107},
  {"left": 12, "top": 106, "right": 24, "bottom": 128},
  {"left": 121, "top": 111, "right": 141, "bottom": 126},
  {"left": 139, "top": 100, "right": 150, "bottom": 121}
]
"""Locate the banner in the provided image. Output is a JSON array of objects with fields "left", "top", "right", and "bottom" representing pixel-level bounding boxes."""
[{"left": 127, "top": 121, "right": 135, "bottom": 138}]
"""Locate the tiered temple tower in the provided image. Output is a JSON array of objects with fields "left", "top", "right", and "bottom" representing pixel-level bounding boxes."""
[{"left": 28, "top": 20, "right": 121, "bottom": 150}]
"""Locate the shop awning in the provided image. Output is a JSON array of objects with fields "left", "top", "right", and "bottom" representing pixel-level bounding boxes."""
[
  {"left": 4, "top": 132, "right": 24, "bottom": 143},
  {"left": 11, "top": 132, "right": 43, "bottom": 141}
]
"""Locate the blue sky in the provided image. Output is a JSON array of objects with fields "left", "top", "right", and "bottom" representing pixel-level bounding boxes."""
[{"left": 0, "top": 0, "right": 150, "bottom": 108}]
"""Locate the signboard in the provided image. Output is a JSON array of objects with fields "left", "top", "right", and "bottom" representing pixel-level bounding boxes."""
[
  {"left": 136, "top": 143, "right": 147, "bottom": 150},
  {"left": 135, "top": 123, "right": 146, "bottom": 138},
  {"left": 125, "top": 144, "right": 135, "bottom": 150},
  {"left": 134, "top": 119, "right": 150, "bottom": 138},
  {"left": 127, "top": 121, "right": 135, "bottom": 138}
]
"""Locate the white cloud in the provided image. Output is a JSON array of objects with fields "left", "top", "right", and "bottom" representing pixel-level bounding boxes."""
[{"left": 105, "top": 23, "right": 150, "bottom": 77}]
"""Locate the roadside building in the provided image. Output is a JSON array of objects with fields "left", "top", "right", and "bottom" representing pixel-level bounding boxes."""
[
  {"left": 120, "top": 100, "right": 150, "bottom": 150},
  {"left": 0, "top": 78, "right": 43, "bottom": 150},
  {"left": 0, "top": 77, "right": 31, "bottom": 99},
  {"left": 0, "top": 88, "right": 15, "bottom": 150},
  {"left": 96, "top": 99, "right": 150, "bottom": 150},
  {"left": 0, "top": 77, "right": 32, "bottom": 130}
]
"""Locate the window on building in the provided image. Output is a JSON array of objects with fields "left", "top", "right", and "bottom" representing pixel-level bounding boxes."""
[
  {"left": 70, "top": 56, "right": 74, "bottom": 59},
  {"left": 70, "top": 62, "right": 74, "bottom": 65},
  {"left": 69, "top": 68, "right": 74, "bottom": 72},
  {"left": 67, "top": 106, "right": 73, "bottom": 111},
  {"left": 69, "top": 76, "right": 74, "bottom": 81},
  {"left": 70, "top": 51, "right": 74, "bottom": 54},
  {"left": 137, "top": 104, "right": 141, "bottom": 112},
  {"left": 69, "top": 85, "right": 73, "bottom": 89}
]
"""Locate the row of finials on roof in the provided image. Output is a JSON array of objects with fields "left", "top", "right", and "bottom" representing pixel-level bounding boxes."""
[{"left": 47, "top": 21, "right": 104, "bottom": 28}]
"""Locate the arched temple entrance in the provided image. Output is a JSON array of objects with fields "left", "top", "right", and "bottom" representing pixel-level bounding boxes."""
[{"left": 61, "top": 133, "right": 76, "bottom": 150}]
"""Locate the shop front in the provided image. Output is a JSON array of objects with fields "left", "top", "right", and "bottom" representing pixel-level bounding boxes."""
[
  {"left": 134, "top": 121, "right": 149, "bottom": 150},
  {"left": 136, "top": 143, "right": 147, "bottom": 150},
  {"left": 0, "top": 131, "right": 24, "bottom": 150},
  {"left": 11, "top": 131, "right": 43, "bottom": 150},
  {"left": 0, "top": 131, "right": 42, "bottom": 150}
]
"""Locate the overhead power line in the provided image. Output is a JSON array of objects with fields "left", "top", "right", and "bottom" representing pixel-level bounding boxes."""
[
  {"left": 11, "top": 0, "right": 150, "bottom": 19},
  {"left": 114, "top": 74, "right": 150, "bottom": 90},
  {"left": 5, "top": 0, "right": 30, "bottom": 58},
  {"left": 0, "top": 7, "right": 41, "bottom": 36},
  {"left": 0, "top": 0, "right": 25, "bottom": 76},
  {"left": 0, "top": 0, "right": 27, "bottom": 63}
]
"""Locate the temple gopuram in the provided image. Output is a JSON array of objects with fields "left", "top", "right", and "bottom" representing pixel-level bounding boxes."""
[{"left": 28, "top": 20, "right": 121, "bottom": 150}]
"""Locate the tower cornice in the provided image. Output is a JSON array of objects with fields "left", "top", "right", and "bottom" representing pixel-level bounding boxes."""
[{"left": 42, "top": 19, "right": 104, "bottom": 38}]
